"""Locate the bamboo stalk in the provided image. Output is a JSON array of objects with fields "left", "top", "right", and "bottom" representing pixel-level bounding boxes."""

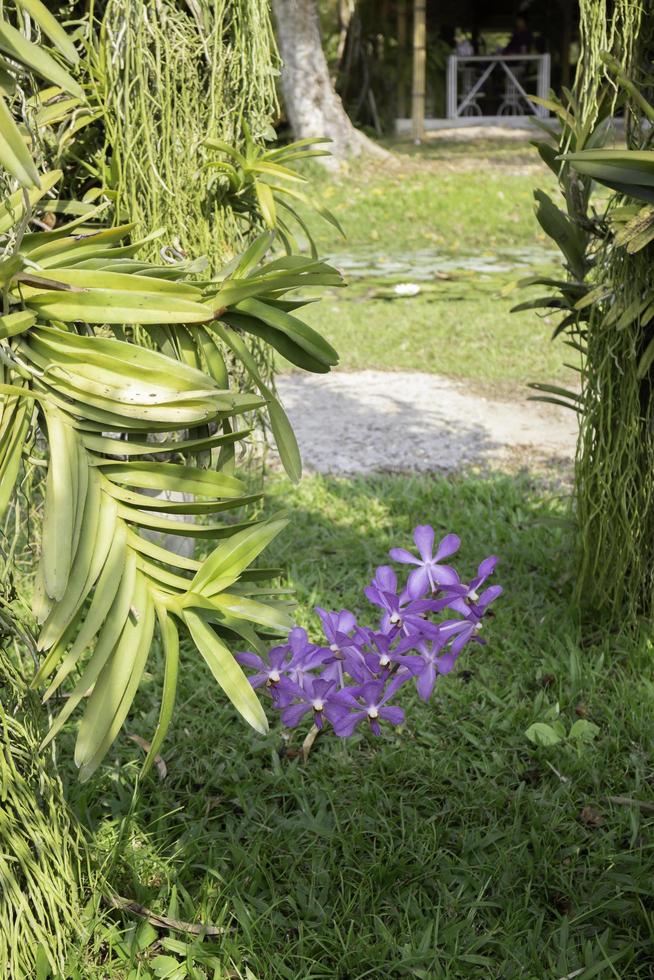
[
  {"left": 411, "top": 0, "right": 426, "bottom": 143},
  {"left": 397, "top": 0, "right": 407, "bottom": 118}
]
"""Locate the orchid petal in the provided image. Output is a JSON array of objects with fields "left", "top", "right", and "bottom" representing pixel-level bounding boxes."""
[
  {"left": 413, "top": 525, "right": 435, "bottom": 562},
  {"left": 434, "top": 532, "right": 461, "bottom": 562},
  {"left": 389, "top": 547, "right": 420, "bottom": 566}
]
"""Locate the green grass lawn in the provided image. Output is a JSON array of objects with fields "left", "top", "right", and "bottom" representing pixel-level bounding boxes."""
[
  {"left": 288, "top": 138, "right": 569, "bottom": 388},
  {"left": 68, "top": 473, "right": 654, "bottom": 979}
]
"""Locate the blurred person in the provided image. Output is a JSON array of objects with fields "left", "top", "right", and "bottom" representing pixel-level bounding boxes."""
[{"left": 502, "top": 15, "right": 533, "bottom": 54}]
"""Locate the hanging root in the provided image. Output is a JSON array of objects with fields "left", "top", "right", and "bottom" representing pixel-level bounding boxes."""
[
  {"left": 99, "top": 0, "right": 279, "bottom": 268},
  {"left": 0, "top": 650, "right": 87, "bottom": 977}
]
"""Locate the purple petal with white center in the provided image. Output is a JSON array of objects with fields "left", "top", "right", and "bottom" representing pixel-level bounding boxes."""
[
  {"left": 269, "top": 646, "right": 290, "bottom": 670},
  {"left": 248, "top": 673, "right": 269, "bottom": 689},
  {"left": 450, "top": 628, "right": 473, "bottom": 656},
  {"left": 429, "top": 563, "right": 460, "bottom": 587}
]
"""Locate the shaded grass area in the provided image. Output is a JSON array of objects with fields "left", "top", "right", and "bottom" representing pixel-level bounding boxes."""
[
  {"left": 67, "top": 472, "right": 654, "bottom": 979},
  {"left": 288, "top": 138, "right": 568, "bottom": 386}
]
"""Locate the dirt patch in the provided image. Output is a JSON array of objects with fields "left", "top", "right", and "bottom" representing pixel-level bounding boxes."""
[{"left": 275, "top": 369, "right": 577, "bottom": 478}]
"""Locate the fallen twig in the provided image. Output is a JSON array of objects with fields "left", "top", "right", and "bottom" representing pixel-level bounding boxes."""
[
  {"left": 605, "top": 795, "right": 654, "bottom": 813},
  {"left": 104, "top": 894, "right": 226, "bottom": 936}
]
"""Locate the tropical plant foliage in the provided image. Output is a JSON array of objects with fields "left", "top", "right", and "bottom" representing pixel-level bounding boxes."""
[
  {"left": 0, "top": 649, "right": 86, "bottom": 977},
  {"left": 516, "top": 0, "right": 654, "bottom": 627},
  {"left": 0, "top": 2, "right": 343, "bottom": 781},
  {"left": 203, "top": 123, "right": 344, "bottom": 255}
]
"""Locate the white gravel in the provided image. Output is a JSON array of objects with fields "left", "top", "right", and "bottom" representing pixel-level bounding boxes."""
[{"left": 276, "top": 370, "right": 577, "bottom": 476}]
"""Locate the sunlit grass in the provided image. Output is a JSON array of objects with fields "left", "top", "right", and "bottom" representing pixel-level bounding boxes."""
[{"left": 68, "top": 472, "right": 654, "bottom": 978}]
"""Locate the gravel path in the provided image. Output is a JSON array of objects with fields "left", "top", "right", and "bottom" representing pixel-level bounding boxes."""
[{"left": 276, "top": 370, "right": 577, "bottom": 476}]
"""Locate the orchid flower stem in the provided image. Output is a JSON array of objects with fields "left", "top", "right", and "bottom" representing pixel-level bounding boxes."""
[{"left": 302, "top": 724, "right": 321, "bottom": 764}]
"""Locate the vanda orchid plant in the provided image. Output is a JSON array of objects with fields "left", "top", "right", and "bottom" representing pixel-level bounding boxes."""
[{"left": 237, "top": 526, "right": 502, "bottom": 749}]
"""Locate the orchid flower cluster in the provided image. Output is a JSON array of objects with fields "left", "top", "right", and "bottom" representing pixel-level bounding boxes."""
[{"left": 236, "top": 526, "right": 502, "bottom": 739}]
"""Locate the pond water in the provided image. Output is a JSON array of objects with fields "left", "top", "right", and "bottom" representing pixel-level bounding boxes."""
[{"left": 325, "top": 244, "right": 558, "bottom": 283}]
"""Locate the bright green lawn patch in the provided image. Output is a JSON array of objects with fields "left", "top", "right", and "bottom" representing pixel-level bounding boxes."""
[
  {"left": 300, "top": 288, "right": 566, "bottom": 386},
  {"left": 289, "top": 139, "right": 568, "bottom": 386},
  {"left": 304, "top": 138, "right": 559, "bottom": 255},
  {"left": 69, "top": 473, "right": 654, "bottom": 979}
]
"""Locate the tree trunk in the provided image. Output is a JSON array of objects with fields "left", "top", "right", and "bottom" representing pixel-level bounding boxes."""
[{"left": 271, "top": 0, "right": 389, "bottom": 164}]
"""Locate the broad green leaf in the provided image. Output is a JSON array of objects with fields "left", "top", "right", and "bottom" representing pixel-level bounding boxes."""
[
  {"left": 0, "top": 169, "right": 61, "bottom": 233},
  {"left": 0, "top": 395, "right": 30, "bottom": 519},
  {"left": 533, "top": 190, "right": 587, "bottom": 280},
  {"left": 40, "top": 545, "right": 136, "bottom": 738},
  {"left": 525, "top": 722, "right": 564, "bottom": 747},
  {"left": 0, "top": 17, "right": 83, "bottom": 97},
  {"left": 27, "top": 326, "right": 220, "bottom": 395},
  {"left": 561, "top": 149, "right": 654, "bottom": 185},
  {"left": 81, "top": 427, "right": 250, "bottom": 457},
  {"left": 192, "top": 518, "right": 287, "bottom": 596},
  {"left": 213, "top": 322, "right": 302, "bottom": 481},
  {"left": 41, "top": 409, "right": 75, "bottom": 600},
  {"left": 568, "top": 719, "right": 600, "bottom": 742},
  {"left": 98, "top": 461, "right": 245, "bottom": 497},
  {"left": 103, "top": 482, "right": 260, "bottom": 516},
  {"left": 20, "top": 267, "right": 202, "bottom": 299},
  {"left": 205, "top": 592, "right": 293, "bottom": 631},
  {"left": 126, "top": 528, "right": 200, "bottom": 572},
  {"left": 76, "top": 575, "right": 155, "bottom": 780},
  {"left": 15, "top": 0, "right": 78, "bottom": 63},
  {"left": 235, "top": 297, "right": 338, "bottom": 367},
  {"left": 142, "top": 605, "right": 179, "bottom": 777},
  {"left": 0, "top": 93, "right": 40, "bottom": 187},
  {"left": 223, "top": 311, "right": 330, "bottom": 374},
  {"left": 183, "top": 609, "right": 268, "bottom": 734},
  {"left": 37, "top": 473, "right": 112, "bottom": 651},
  {"left": 117, "top": 504, "right": 257, "bottom": 539},
  {"left": 254, "top": 179, "right": 277, "bottom": 228},
  {"left": 23, "top": 286, "right": 210, "bottom": 324},
  {"left": 0, "top": 310, "right": 35, "bottom": 339}
]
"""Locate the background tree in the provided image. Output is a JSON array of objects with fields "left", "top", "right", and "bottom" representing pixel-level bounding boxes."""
[{"left": 271, "top": 0, "right": 389, "bottom": 163}]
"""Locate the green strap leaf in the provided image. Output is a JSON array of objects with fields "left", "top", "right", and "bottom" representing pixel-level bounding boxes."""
[
  {"left": 0, "top": 93, "right": 40, "bottom": 187},
  {"left": 142, "top": 606, "right": 179, "bottom": 778},
  {"left": 183, "top": 609, "right": 268, "bottom": 735}
]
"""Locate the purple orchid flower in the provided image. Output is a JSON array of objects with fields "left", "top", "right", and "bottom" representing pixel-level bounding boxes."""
[
  {"left": 389, "top": 526, "right": 460, "bottom": 597},
  {"left": 441, "top": 556, "right": 499, "bottom": 608},
  {"left": 238, "top": 523, "right": 502, "bottom": 743},
  {"left": 285, "top": 626, "right": 326, "bottom": 686},
  {"left": 413, "top": 637, "right": 460, "bottom": 700},
  {"left": 235, "top": 644, "right": 291, "bottom": 690},
  {"left": 330, "top": 677, "right": 406, "bottom": 737},
  {"left": 365, "top": 566, "right": 442, "bottom": 640},
  {"left": 279, "top": 676, "right": 341, "bottom": 730},
  {"left": 314, "top": 607, "right": 370, "bottom": 685},
  {"left": 439, "top": 585, "right": 503, "bottom": 655},
  {"left": 361, "top": 630, "right": 424, "bottom": 679}
]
